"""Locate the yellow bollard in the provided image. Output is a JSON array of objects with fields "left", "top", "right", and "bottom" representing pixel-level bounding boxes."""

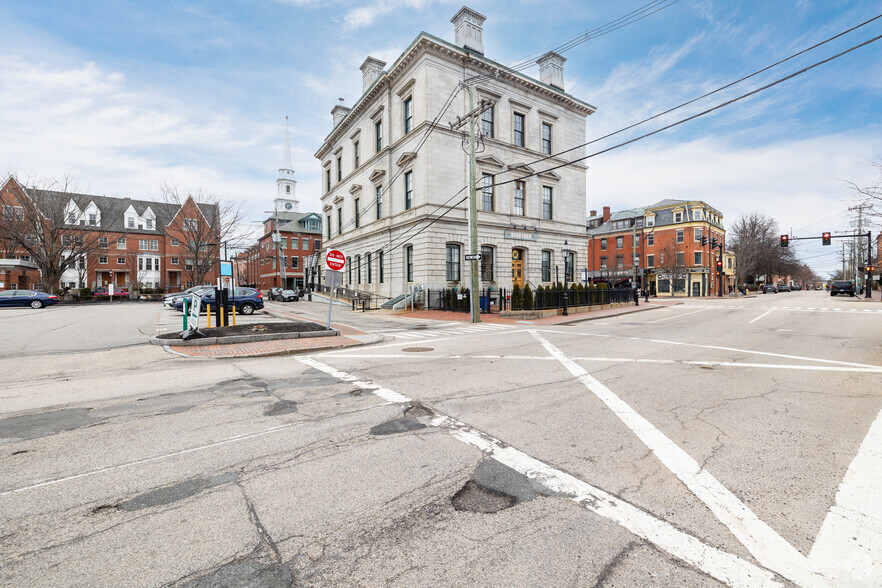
[
  {"left": 207, "top": 304, "right": 211, "bottom": 328},
  {"left": 232, "top": 304, "right": 236, "bottom": 326}
]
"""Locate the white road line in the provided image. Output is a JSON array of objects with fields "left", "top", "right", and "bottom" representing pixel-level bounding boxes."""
[
  {"left": 297, "top": 357, "right": 782, "bottom": 588},
  {"left": 749, "top": 310, "right": 774, "bottom": 324},
  {"left": 647, "top": 309, "right": 706, "bottom": 323},
  {"left": 537, "top": 329, "right": 882, "bottom": 370},
  {"left": 319, "top": 354, "right": 882, "bottom": 374},
  {"left": 529, "top": 330, "right": 826, "bottom": 588},
  {"left": 808, "top": 407, "right": 882, "bottom": 587}
]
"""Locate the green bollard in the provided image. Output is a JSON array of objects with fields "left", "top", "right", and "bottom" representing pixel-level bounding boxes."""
[{"left": 183, "top": 298, "right": 189, "bottom": 330}]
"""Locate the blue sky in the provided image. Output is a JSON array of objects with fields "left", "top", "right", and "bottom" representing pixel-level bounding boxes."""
[{"left": 2, "top": 0, "right": 880, "bottom": 276}]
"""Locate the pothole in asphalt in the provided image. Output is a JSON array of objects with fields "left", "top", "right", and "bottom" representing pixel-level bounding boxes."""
[
  {"left": 179, "top": 559, "right": 292, "bottom": 588},
  {"left": 264, "top": 400, "right": 298, "bottom": 416},
  {"left": 402, "top": 347, "right": 433, "bottom": 353},
  {"left": 452, "top": 481, "right": 517, "bottom": 513},
  {"left": 369, "top": 417, "right": 426, "bottom": 436},
  {"left": 404, "top": 403, "right": 433, "bottom": 418}
]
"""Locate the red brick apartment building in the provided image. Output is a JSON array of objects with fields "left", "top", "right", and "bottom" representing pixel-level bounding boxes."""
[
  {"left": 0, "top": 176, "right": 220, "bottom": 292},
  {"left": 586, "top": 199, "right": 727, "bottom": 297},
  {"left": 241, "top": 210, "right": 323, "bottom": 292}
]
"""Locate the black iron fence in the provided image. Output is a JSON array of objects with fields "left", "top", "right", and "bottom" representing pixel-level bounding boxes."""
[{"left": 426, "top": 285, "right": 635, "bottom": 313}]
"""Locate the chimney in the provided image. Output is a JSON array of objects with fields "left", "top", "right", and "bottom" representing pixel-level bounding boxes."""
[
  {"left": 451, "top": 6, "right": 487, "bottom": 54},
  {"left": 360, "top": 57, "right": 386, "bottom": 93},
  {"left": 602, "top": 206, "right": 611, "bottom": 222},
  {"left": 537, "top": 51, "right": 566, "bottom": 90},
  {"left": 331, "top": 104, "right": 351, "bottom": 128},
  {"left": 590, "top": 210, "right": 597, "bottom": 217}
]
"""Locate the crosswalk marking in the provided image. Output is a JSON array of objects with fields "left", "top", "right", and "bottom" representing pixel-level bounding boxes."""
[{"left": 385, "top": 323, "right": 517, "bottom": 341}]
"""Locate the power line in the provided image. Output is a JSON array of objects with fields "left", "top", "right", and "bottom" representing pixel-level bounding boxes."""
[{"left": 488, "top": 32, "right": 882, "bottom": 191}]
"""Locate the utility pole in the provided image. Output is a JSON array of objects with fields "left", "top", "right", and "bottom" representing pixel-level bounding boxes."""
[{"left": 450, "top": 85, "right": 493, "bottom": 323}]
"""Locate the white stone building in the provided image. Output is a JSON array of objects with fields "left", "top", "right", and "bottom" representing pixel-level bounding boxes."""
[{"left": 316, "top": 6, "right": 595, "bottom": 299}]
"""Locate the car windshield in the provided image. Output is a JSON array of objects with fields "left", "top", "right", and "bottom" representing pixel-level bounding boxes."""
[{"left": 282, "top": 290, "right": 295, "bottom": 295}]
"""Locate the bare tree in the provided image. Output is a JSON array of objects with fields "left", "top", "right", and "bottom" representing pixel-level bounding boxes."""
[
  {"left": 157, "top": 183, "right": 247, "bottom": 287},
  {"left": 656, "top": 241, "right": 689, "bottom": 296},
  {"left": 729, "top": 212, "right": 799, "bottom": 286},
  {"left": 0, "top": 176, "right": 123, "bottom": 291},
  {"left": 844, "top": 159, "right": 881, "bottom": 222}
]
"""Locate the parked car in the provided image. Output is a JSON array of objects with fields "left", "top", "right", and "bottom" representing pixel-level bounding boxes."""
[
  {"left": 94, "top": 286, "right": 129, "bottom": 297},
  {"left": 163, "top": 286, "right": 210, "bottom": 308},
  {"left": 762, "top": 284, "right": 778, "bottom": 293},
  {"left": 0, "top": 289, "right": 59, "bottom": 309},
  {"left": 173, "top": 287, "right": 264, "bottom": 315},
  {"left": 279, "top": 289, "right": 299, "bottom": 302},
  {"left": 777, "top": 284, "right": 791, "bottom": 292},
  {"left": 830, "top": 280, "right": 855, "bottom": 297}
]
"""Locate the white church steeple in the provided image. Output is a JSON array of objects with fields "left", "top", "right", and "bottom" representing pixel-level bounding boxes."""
[{"left": 277, "top": 115, "right": 298, "bottom": 207}]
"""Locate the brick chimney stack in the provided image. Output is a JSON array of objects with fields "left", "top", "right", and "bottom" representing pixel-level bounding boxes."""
[{"left": 603, "top": 206, "right": 611, "bottom": 222}]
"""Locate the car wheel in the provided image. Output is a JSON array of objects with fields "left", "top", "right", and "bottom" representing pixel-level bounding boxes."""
[
  {"left": 239, "top": 302, "right": 255, "bottom": 315},
  {"left": 30, "top": 300, "right": 44, "bottom": 309}
]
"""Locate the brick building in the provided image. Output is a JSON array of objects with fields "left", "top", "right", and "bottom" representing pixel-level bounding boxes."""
[
  {"left": 254, "top": 208, "right": 323, "bottom": 291},
  {"left": 0, "top": 176, "right": 220, "bottom": 292},
  {"left": 586, "top": 199, "right": 727, "bottom": 297}
]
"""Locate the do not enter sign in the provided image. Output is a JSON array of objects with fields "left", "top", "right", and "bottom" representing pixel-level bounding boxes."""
[{"left": 325, "top": 249, "right": 346, "bottom": 271}]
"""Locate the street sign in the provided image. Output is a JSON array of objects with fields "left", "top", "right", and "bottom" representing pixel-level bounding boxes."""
[
  {"left": 464, "top": 253, "right": 482, "bottom": 261},
  {"left": 325, "top": 249, "right": 346, "bottom": 272}
]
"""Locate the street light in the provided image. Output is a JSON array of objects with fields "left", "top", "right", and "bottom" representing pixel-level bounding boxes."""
[{"left": 562, "top": 240, "right": 570, "bottom": 316}]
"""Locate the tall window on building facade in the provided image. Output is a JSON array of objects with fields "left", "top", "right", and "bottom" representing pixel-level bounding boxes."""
[
  {"left": 647, "top": 233, "right": 654, "bottom": 246},
  {"left": 446, "top": 244, "right": 461, "bottom": 281},
  {"left": 405, "top": 246, "right": 413, "bottom": 282},
  {"left": 325, "top": 169, "right": 331, "bottom": 192},
  {"left": 404, "top": 97, "right": 413, "bottom": 134},
  {"left": 375, "top": 120, "right": 382, "bottom": 152},
  {"left": 376, "top": 185, "right": 383, "bottom": 219},
  {"left": 513, "top": 113, "right": 525, "bottom": 147},
  {"left": 616, "top": 255, "right": 623, "bottom": 269},
  {"left": 694, "top": 251, "right": 702, "bottom": 265},
  {"left": 326, "top": 215, "right": 331, "bottom": 240},
  {"left": 480, "top": 245, "right": 494, "bottom": 281},
  {"left": 347, "top": 257, "right": 352, "bottom": 284},
  {"left": 367, "top": 252, "right": 372, "bottom": 283},
  {"left": 337, "top": 209, "right": 342, "bottom": 235},
  {"left": 565, "top": 252, "right": 574, "bottom": 282},
  {"left": 337, "top": 157, "right": 342, "bottom": 182},
  {"left": 541, "top": 123, "right": 552, "bottom": 155},
  {"left": 541, "top": 251, "right": 551, "bottom": 282},
  {"left": 676, "top": 251, "right": 685, "bottom": 266},
  {"left": 647, "top": 254, "right": 654, "bottom": 267},
  {"left": 481, "top": 106, "right": 494, "bottom": 138},
  {"left": 616, "top": 236, "right": 623, "bottom": 249},
  {"left": 542, "top": 186, "right": 553, "bottom": 220},
  {"left": 676, "top": 229, "right": 684, "bottom": 243},
  {"left": 379, "top": 250, "right": 384, "bottom": 283},
  {"left": 514, "top": 180, "right": 525, "bottom": 216},
  {"left": 404, "top": 171, "right": 413, "bottom": 210},
  {"left": 357, "top": 255, "right": 361, "bottom": 283},
  {"left": 481, "top": 174, "right": 494, "bottom": 211},
  {"left": 354, "top": 198, "right": 360, "bottom": 228}
]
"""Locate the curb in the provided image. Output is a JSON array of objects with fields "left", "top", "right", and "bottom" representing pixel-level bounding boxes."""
[
  {"left": 162, "top": 333, "right": 384, "bottom": 359},
  {"left": 553, "top": 301, "right": 681, "bottom": 325},
  {"left": 150, "top": 328, "right": 340, "bottom": 347}
]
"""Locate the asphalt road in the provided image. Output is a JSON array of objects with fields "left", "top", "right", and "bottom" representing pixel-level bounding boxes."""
[{"left": 1, "top": 291, "right": 880, "bottom": 587}]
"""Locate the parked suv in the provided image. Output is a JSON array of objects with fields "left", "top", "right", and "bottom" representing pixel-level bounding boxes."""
[
  {"left": 173, "top": 287, "right": 264, "bottom": 315},
  {"left": 830, "top": 280, "right": 855, "bottom": 297}
]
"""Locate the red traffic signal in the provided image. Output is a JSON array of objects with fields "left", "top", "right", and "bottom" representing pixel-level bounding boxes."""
[
  {"left": 867, "top": 265, "right": 876, "bottom": 272},
  {"left": 715, "top": 259, "right": 723, "bottom": 273},
  {"left": 780, "top": 234, "right": 789, "bottom": 247},
  {"left": 822, "top": 232, "right": 831, "bottom": 245}
]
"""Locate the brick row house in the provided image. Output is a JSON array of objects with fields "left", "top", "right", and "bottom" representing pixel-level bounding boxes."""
[
  {"left": 586, "top": 199, "right": 728, "bottom": 297},
  {"left": 251, "top": 209, "right": 323, "bottom": 292},
  {"left": 0, "top": 176, "right": 220, "bottom": 293}
]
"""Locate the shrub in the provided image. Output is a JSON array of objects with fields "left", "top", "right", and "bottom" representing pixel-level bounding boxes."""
[
  {"left": 522, "top": 284, "right": 533, "bottom": 310},
  {"left": 511, "top": 283, "right": 522, "bottom": 311}
]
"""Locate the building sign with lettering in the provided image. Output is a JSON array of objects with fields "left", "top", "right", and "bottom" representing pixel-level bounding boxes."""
[{"left": 504, "top": 229, "right": 538, "bottom": 241}]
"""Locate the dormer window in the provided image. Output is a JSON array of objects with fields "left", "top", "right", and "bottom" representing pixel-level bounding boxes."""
[
  {"left": 89, "top": 214, "right": 97, "bottom": 226},
  {"left": 674, "top": 211, "right": 683, "bottom": 223},
  {"left": 67, "top": 212, "right": 76, "bottom": 224},
  {"left": 693, "top": 209, "right": 703, "bottom": 221},
  {"left": 645, "top": 215, "right": 655, "bottom": 227},
  {"left": 146, "top": 219, "right": 153, "bottom": 230},
  {"left": 127, "top": 217, "right": 135, "bottom": 228}
]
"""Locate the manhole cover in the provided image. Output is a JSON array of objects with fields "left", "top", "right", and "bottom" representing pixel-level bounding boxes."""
[{"left": 402, "top": 347, "right": 433, "bottom": 352}]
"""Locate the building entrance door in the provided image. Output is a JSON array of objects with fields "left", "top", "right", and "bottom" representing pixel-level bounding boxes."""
[
  {"left": 116, "top": 272, "right": 127, "bottom": 287},
  {"left": 511, "top": 249, "right": 524, "bottom": 287},
  {"left": 692, "top": 281, "right": 701, "bottom": 297}
]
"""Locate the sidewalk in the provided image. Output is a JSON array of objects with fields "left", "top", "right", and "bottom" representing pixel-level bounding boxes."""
[{"left": 159, "top": 299, "right": 678, "bottom": 359}]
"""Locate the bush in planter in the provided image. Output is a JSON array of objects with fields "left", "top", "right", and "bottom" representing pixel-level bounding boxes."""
[
  {"left": 511, "top": 283, "right": 523, "bottom": 311},
  {"left": 522, "top": 284, "right": 534, "bottom": 310}
]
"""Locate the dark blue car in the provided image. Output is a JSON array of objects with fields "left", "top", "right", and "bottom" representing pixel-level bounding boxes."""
[
  {"left": 0, "top": 289, "right": 59, "bottom": 309},
  {"left": 173, "top": 287, "right": 263, "bottom": 315}
]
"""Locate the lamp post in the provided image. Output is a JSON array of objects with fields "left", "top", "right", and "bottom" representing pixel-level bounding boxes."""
[{"left": 562, "top": 240, "right": 570, "bottom": 316}]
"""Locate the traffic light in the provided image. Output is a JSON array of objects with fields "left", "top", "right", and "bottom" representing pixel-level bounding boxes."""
[
  {"left": 715, "top": 259, "right": 723, "bottom": 274},
  {"left": 711, "top": 238, "right": 718, "bottom": 248},
  {"left": 822, "top": 232, "right": 831, "bottom": 245},
  {"left": 867, "top": 265, "right": 876, "bottom": 273},
  {"left": 780, "top": 234, "right": 789, "bottom": 247},
  {"left": 700, "top": 236, "right": 708, "bottom": 246}
]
